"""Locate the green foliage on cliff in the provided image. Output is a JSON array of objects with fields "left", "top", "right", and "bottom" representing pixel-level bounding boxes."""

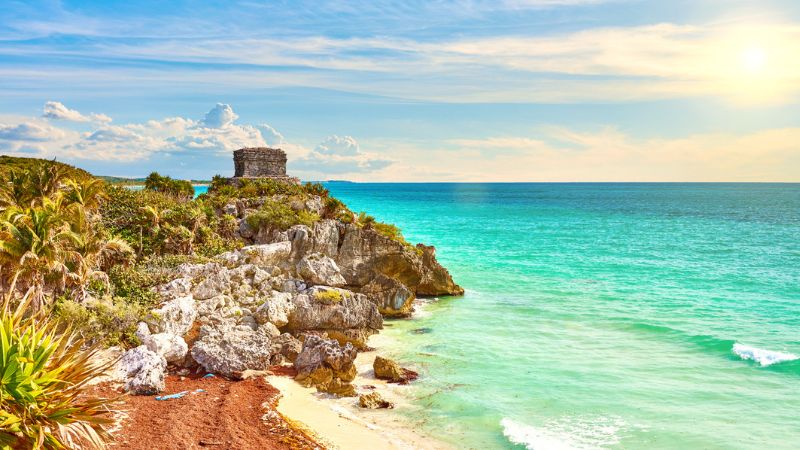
[{"left": 246, "top": 198, "right": 320, "bottom": 231}]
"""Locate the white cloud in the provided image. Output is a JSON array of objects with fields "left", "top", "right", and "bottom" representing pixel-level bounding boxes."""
[
  {"left": 0, "top": 122, "right": 65, "bottom": 141},
  {"left": 257, "top": 124, "right": 285, "bottom": 146},
  {"left": 201, "top": 103, "right": 239, "bottom": 128},
  {"left": 315, "top": 135, "right": 360, "bottom": 156},
  {"left": 0, "top": 102, "right": 395, "bottom": 176},
  {"left": 292, "top": 135, "right": 393, "bottom": 175},
  {"left": 42, "top": 101, "right": 112, "bottom": 123}
]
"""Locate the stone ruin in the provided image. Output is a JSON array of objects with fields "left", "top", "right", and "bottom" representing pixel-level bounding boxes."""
[{"left": 232, "top": 147, "right": 299, "bottom": 184}]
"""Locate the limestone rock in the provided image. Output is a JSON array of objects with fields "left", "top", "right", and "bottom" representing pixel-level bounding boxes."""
[
  {"left": 359, "top": 392, "right": 394, "bottom": 409},
  {"left": 294, "top": 335, "right": 358, "bottom": 396},
  {"left": 271, "top": 333, "right": 303, "bottom": 362},
  {"left": 286, "top": 288, "right": 382, "bottom": 335},
  {"left": 373, "top": 355, "right": 418, "bottom": 384},
  {"left": 190, "top": 325, "right": 276, "bottom": 378},
  {"left": 296, "top": 253, "right": 346, "bottom": 287},
  {"left": 142, "top": 332, "right": 188, "bottom": 364},
  {"left": 253, "top": 292, "right": 295, "bottom": 328},
  {"left": 148, "top": 296, "right": 197, "bottom": 336},
  {"left": 116, "top": 346, "right": 167, "bottom": 395},
  {"left": 218, "top": 242, "right": 291, "bottom": 267},
  {"left": 361, "top": 274, "right": 415, "bottom": 317}
]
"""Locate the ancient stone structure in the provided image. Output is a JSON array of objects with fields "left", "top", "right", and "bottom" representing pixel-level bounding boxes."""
[
  {"left": 234, "top": 147, "right": 287, "bottom": 177},
  {"left": 232, "top": 147, "right": 299, "bottom": 184}
]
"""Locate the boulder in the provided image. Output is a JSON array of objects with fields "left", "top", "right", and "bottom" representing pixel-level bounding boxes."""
[
  {"left": 271, "top": 333, "right": 303, "bottom": 362},
  {"left": 373, "top": 355, "right": 418, "bottom": 384},
  {"left": 148, "top": 296, "right": 197, "bottom": 336},
  {"left": 359, "top": 392, "right": 394, "bottom": 409},
  {"left": 296, "top": 253, "right": 346, "bottom": 287},
  {"left": 142, "top": 332, "right": 188, "bottom": 364},
  {"left": 190, "top": 324, "right": 277, "bottom": 378},
  {"left": 361, "top": 274, "right": 415, "bottom": 317},
  {"left": 116, "top": 346, "right": 167, "bottom": 395},
  {"left": 253, "top": 292, "right": 295, "bottom": 328},
  {"left": 286, "top": 288, "right": 382, "bottom": 338},
  {"left": 294, "top": 335, "right": 358, "bottom": 396}
]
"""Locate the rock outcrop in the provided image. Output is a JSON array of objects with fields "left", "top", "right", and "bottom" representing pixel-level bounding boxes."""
[
  {"left": 359, "top": 392, "right": 394, "bottom": 409},
  {"left": 117, "top": 191, "right": 461, "bottom": 395},
  {"left": 373, "top": 355, "right": 418, "bottom": 384},
  {"left": 116, "top": 346, "right": 167, "bottom": 395},
  {"left": 294, "top": 335, "right": 358, "bottom": 396}
]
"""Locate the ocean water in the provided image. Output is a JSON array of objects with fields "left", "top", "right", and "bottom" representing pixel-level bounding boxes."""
[{"left": 323, "top": 183, "right": 800, "bottom": 450}]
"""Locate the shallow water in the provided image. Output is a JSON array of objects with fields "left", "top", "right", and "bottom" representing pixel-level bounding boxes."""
[{"left": 325, "top": 183, "right": 800, "bottom": 450}]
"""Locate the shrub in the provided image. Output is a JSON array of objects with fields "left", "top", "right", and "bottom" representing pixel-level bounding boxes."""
[
  {"left": 372, "top": 221, "right": 406, "bottom": 243},
  {"left": 246, "top": 199, "right": 320, "bottom": 231},
  {"left": 0, "top": 298, "right": 118, "bottom": 449},
  {"left": 55, "top": 298, "right": 146, "bottom": 348},
  {"left": 303, "top": 182, "right": 329, "bottom": 197},
  {"left": 314, "top": 290, "right": 343, "bottom": 304}
]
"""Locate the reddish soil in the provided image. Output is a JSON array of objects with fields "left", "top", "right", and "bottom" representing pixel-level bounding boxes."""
[{"left": 91, "top": 374, "right": 322, "bottom": 450}]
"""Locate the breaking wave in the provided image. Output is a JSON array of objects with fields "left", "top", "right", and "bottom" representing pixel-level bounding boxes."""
[{"left": 732, "top": 343, "right": 799, "bottom": 367}]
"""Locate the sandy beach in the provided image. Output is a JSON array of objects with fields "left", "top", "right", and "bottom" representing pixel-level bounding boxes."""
[{"left": 269, "top": 334, "right": 453, "bottom": 450}]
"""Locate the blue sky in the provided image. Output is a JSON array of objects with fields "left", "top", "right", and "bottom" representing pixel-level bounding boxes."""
[{"left": 1, "top": 0, "right": 799, "bottom": 181}]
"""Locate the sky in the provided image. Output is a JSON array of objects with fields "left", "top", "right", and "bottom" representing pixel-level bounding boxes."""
[{"left": 1, "top": 0, "right": 799, "bottom": 181}]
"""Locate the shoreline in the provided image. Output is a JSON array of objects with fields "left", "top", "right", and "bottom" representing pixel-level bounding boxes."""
[{"left": 269, "top": 333, "right": 454, "bottom": 450}]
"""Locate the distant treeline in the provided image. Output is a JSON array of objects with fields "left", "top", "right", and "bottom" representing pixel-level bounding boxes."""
[{"left": 100, "top": 175, "right": 211, "bottom": 185}]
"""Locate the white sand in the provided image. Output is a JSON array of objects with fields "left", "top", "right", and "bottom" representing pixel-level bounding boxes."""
[{"left": 268, "top": 335, "right": 453, "bottom": 450}]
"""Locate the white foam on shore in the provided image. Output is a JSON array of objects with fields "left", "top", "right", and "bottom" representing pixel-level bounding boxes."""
[
  {"left": 732, "top": 343, "right": 799, "bottom": 366},
  {"left": 501, "top": 416, "right": 624, "bottom": 450}
]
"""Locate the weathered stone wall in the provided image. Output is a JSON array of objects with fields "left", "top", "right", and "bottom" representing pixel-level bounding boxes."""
[{"left": 233, "top": 147, "right": 287, "bottom": 177}]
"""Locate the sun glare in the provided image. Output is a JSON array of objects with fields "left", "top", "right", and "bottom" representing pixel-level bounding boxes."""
[{"left": 741, "top": 46, "right": 767, "bottom": 73}]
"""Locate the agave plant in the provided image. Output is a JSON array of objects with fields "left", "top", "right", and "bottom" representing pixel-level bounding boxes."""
[{"left": 0, "top": 295, "right": 119, "bottom": 449}]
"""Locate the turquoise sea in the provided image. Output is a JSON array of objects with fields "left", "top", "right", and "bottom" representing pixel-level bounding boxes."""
[{"left": 322, "top": 183, "right": 800, "bottom": 450}]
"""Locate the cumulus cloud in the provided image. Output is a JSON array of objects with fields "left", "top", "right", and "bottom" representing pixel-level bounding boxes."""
[
  {"left": 257, "top": 124, "right": 285, "bottom": 146},
  {"left": 0, "top": 122, "right": 66, "bottom": 141},
  {"left": 201, "top": 103, "right": 238, "bottom": 128},
  {"left": 292, "top": 135, "right": 393, "bottom": 175},
  {"left": 0, "top": 102, "right": 392, "bottom": 177},
  {"left": 42, "top": 101, "right": 112, "bottom": 123}
]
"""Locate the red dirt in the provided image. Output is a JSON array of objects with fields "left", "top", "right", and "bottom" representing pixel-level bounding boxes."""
[{"left": 91, "top": 375, "right": 322, "bottom": 450}]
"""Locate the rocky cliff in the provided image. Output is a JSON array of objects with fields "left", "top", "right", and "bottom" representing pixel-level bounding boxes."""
[{"left": 117, "top": 189, "right": 462, "bottom": 396}]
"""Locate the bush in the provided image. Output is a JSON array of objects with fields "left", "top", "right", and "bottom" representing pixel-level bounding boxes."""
[
  {"left": 246, "top": 198, "right": 320, "bottom": 231},
  {"left": 303, "top": 182, "right": 329, "bottom": 197},
  {"left": 0, "top": 299, "right": 118, "bottom": 448},
  {"left": 55, "top": 298, "right": 146, "bottom": 348},
  {"left": 314, "top": 290, "right": 343, "bottom": 304}
]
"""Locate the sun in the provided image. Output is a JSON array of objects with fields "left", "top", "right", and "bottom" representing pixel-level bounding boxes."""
[{"left": 740, "top": 46, "right": 767, "bottom": 74}]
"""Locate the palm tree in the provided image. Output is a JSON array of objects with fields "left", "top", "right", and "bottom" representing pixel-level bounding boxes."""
[
  {"left": 64, "top": 178, "right": 108, "bottom": 210},
  {"left": 0, "top": 201, "right": 74, "bottom": 310}
]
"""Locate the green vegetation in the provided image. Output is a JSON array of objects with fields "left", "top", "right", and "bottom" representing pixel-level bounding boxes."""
[
  {"left": 0, "top": 155, "right": 92, "bottom": 181},
  {"left": 246, "top": 198, "right": 320, "bottom": 232},
  {"left": 314, "top": 289, "right": 343, "bottom": 304},
  {"left": 144, "top": 172, "right": 194, "bottom": 199},
  {"left": 0, "top": 295, "right": 118, "bottom": 449},
  {"left": 99, "top": 175, "right": 210, "bottom": 186}
]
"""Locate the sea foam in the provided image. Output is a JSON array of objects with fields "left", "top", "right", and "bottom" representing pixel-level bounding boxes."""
[
  {"left": 501, "top": 416, "right": 623, "bottom": 450},
  {"left": 732, "top": 343, "right": 799, "bottom": 367}
]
